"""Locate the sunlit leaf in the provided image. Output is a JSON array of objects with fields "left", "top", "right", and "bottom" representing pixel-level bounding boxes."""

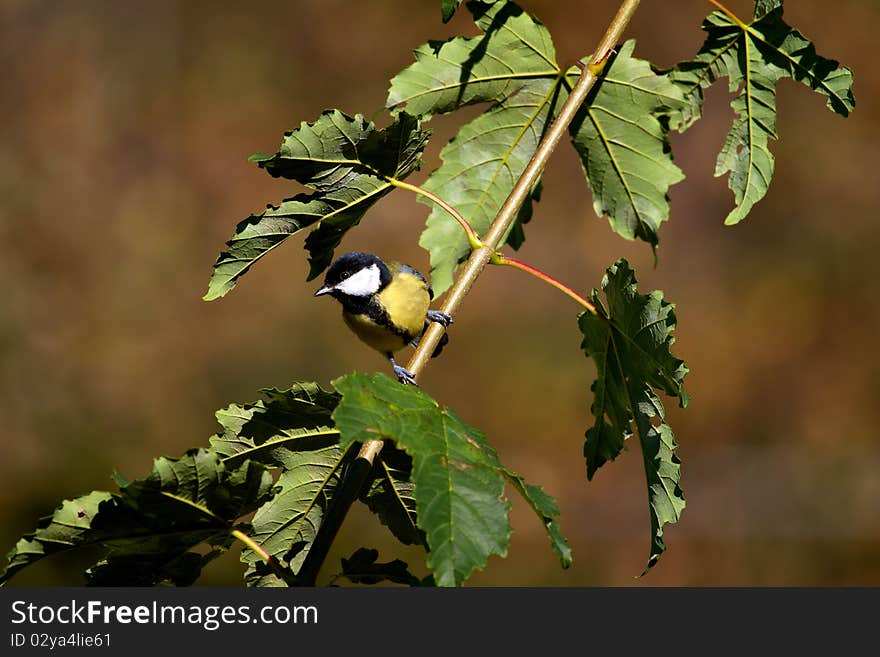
[
  {"left": 570, "top": 40, "right": 686, "bottom": 246},
  {"left": 333, "top": 372, "right": 510, "bottom": 586},
  {"left": 389, "top": 0, "right": 562, "bottom": 294},
  {"left": 671, "top": 2, "right": 855, "bottom": 224}
]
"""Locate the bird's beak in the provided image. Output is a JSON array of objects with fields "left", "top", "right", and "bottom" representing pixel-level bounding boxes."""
[{"left": 314, "top": 285, "right": 334, "bottom": 297}]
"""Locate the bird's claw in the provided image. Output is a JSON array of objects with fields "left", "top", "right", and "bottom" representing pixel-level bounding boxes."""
[
  {"left": 392, "top": 364, "right": 419, "bottom": 386},
  {"left": 427, "top": 310, "right": 453, "bottom": 327}
]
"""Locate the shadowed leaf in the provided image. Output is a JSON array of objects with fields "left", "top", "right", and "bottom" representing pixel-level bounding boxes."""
[
  {"left": 579, "top": 260, "right": 687, "bottom": 572},
  {"left": 210, "top": 383, "right": 353, "bottom": 587},
  {"left": 204, "top": 111, "right": 429, "bottom": 298},
  {"left": 1, "top": 450, "right": 273, "bottom": 586},
  {"left": 336, "top": 547, "right": 430, "bottom": 586}
]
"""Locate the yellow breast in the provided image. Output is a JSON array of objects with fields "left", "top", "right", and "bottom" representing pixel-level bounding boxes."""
[
  {"left": 341, "top": 270, "right": 431, "bottom": 355},
  {"left": 378, "top": 271, "right": 431, "bottom": 338}
]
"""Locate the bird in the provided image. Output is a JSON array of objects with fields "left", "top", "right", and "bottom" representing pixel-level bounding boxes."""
[{"left": 314, "top": 252, "right": 453, "bottom": 385}]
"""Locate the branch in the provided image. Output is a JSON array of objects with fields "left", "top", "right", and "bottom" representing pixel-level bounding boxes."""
[
  {"left": 301, "top": 0, "right": 643, "bottom": 584},
  {"left": 407, "top": 0, "right": 640, "bottom": 379}
]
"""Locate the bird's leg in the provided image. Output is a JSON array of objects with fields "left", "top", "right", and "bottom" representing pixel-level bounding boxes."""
[
  {"left": 426, "top": 310, "right": 453, "bottom": 327},
  {"left": 387, "top": 353, "right": 418, "bottom": 386}
]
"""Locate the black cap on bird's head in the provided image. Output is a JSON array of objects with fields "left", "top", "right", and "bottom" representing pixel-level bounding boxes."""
[{"left": 314, "top": 252, "right": 392, "bottom": 299}]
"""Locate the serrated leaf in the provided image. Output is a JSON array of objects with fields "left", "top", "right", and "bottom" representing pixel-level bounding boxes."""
[
  {"left": 359, "top": 444, "right": 425, "bottom": 547},
  {"left": 1, "top": 450, "right": 273, "bottom": 586},
  {"left": 419, "top": 78, "right": 564, "bottom": 293},
  {"left": 441, "top": 0, "right": 464, "bottom": 23},
  {"left": 211, "top": 382, "right": 341, "bottom": 467},
  {"left": 579, "top": 259, "right": 688, "bottom": 572},
  {"left": 753, "top": 0, "right": 781, "bottom": 20},
  {"left": 671, "top": 3, "right": 854, "bottom": 224},
  {"left": 336, "top": 547, "right": 428, "bottom": 586},
  {"left": 333, "top": 372, "right": 510, "bottom": 587},
  {"left": 570, "top": 40, "right": 686, "bottom": 246},
  {"left": 204, "top": 111, "right": 429, "bottom": 299},
  {"left": 1, "top": 491, "right": 114, "bottom": 586},
  {"left": 389, "top": 0, "right": 563, "bottom": 295},
  {"left": 389, "top": 2, "right": 558, "bottom": 117},
  {"left": 210, "top": 383, "right": 354, "bottom": 587},
  {"left": 501, "top": 469, "right": 571, "bottom": 568}
]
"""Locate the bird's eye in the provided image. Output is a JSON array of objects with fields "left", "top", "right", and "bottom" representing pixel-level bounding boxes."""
[{"left": 340, "top": 271, "right": 351, "bottom": 279}]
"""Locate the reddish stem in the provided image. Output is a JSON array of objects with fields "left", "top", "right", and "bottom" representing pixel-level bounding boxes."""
[
  {"left": 492, "top": 254, "right": 598, "bottom": 315},
  {"left": 704, "top": 0, "right": 746, "bottom": 26}
]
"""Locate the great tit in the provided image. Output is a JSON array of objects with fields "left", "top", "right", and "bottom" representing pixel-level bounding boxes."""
[{"left": 314, "top": 252, "right": 452, "bottom": 385}]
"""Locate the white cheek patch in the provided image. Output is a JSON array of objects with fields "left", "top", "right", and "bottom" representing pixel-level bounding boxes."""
[{"left": 335, "top": 264, "right": 381, "bottom": 297}]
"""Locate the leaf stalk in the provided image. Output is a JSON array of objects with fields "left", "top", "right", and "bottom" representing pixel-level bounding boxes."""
[
  {"left": 388, "top": 178, "right": 485, "bottom": 251},
  {"left": 490, "top": 253, "right": 598, "bottom": 314}
]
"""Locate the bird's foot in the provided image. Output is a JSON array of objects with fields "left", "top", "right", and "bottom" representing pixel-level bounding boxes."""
[
  {"left": 392, "top": 363, "right": 419, "bottom": 386},
  {"left": 427, "top": 310, "right": 453, "bottom": 327}
]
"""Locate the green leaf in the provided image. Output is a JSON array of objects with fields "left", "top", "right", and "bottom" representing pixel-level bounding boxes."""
[
  {"left": 1, "top": 450, "right": 273, "bottom": 586},
  {"left": 579, "top": 259, "right": 688, "bottom": 573},
  {"left": 570, "top": 40, "right": 686, "bottom": 247},
  {"left": 333, "top": 373, "right": 510, "bottom": 587},
  {"left": 388, "top": 2, "right": 558, "bottom": 117},
  {"left": 441, "top": 0, "right": 501, "bottom": 23},
  {"left": 753, "top": 0, "right": 781, "bottom": 20},
  {"left": 336, "top": 547, "right": 429, "bottom": 586},
  {"left": 419, "top": 78, "right": 564, "bottom": 293},
  {"left": 671, "top": 3, "right": 854, "bottom": 224},
  {"left": 204, "top": 111, "right": 430, "bottom": 299},
  {"left": 389, "top": 0, "right": 563, "bottom": 294},
  {"left": 359, "top": 444, "right": 425, "bottom": 547},
  {"left": 211, "top": 382, "right": 341, "bottom": 467},
  {"left": 501, "top": 469, "right": 571, "bottom": 568},
  {"left": 210, "top": 383, "right": 354, "bottom": 587},
  {"left": 1, "top": 491, "right": 114, "bottom": 586},
  {"left": 441, "top": 0, "right": 464, "bottom": 22}
]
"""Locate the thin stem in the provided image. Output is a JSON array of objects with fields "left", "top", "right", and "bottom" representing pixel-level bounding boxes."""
[
  {"left": 491, "top": 253, "right": 597, "bottom": 315},
  {"left": 704, "top": 0, "right": 747, "bottom": 27},
  {"left": 388, "top": 177, "right": 484, "bottom": 250},
  {"left": 230, "top": 528, "right": 297, "bottom": 586}
]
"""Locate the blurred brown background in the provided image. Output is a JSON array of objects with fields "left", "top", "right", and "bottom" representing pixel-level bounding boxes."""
[{"left": 2, "top": 0, "right": 878, "bottom": 586}]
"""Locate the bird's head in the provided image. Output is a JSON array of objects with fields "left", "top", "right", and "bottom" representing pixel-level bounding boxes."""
[{"left": 314, "top": 252, "right": 392, "bottom": 300}]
